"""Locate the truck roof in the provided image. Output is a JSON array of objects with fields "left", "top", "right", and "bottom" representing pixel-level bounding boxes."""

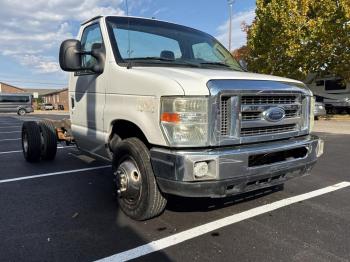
[{"left": 81, "top": 15, "right": 181, "bottom": 28}]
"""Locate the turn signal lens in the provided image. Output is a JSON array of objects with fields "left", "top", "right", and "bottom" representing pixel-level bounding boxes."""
[{"left": 161, "top": 113, "right": 181, "bottom": 123}]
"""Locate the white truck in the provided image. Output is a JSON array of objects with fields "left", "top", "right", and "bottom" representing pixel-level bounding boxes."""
[{"left": 21, "top": 16, "right": 324, "bottom": 220}]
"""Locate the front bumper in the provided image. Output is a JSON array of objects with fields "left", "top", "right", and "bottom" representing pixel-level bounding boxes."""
[{"left": 151, "top": 135, "right": 323, "bottom": 198}]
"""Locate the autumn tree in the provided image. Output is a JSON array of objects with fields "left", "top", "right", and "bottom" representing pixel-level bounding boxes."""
[
  {"left": 232, "top": 45, "right": 250, "bottom": 62},
  {"left": 246, "top": 0, "right": 350, "bottom": 81}
]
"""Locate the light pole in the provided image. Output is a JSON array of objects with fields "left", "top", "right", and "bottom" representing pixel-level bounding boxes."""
[{"left": 227, "top": 0, "right": 234, "bottom": 52}]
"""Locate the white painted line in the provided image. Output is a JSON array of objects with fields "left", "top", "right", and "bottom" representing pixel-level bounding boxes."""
[
  {"left": 0, "top": 138, "right": 22, "bottom": 142},
  {"left": 0, "top": 150, "right": 23, "bottom": 155},
  {"left": 0, "top": 165, "right": 111, "bottom": 184},
  {"left": 0, "top": 146, "right": 75, "bottom": 155},
  {"left": 96, "top": 181, "right": 350, "bottom": 262},
  {"left": 0, "top": 131, "right": 21, "bottom": 134},
  {"left": 0, "top": 126, "right": 21, "bottom": 129},
  {"left": 0, "top": 138, "right": 21, "bottom": 142}
]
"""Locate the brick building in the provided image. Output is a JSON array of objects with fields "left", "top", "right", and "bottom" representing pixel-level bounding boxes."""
[
  {"left": 0, "top": 82, "right": 26, "bottom": 93},
  {"left": 42, "top": 88, "right": 69, "bottom": 110}
]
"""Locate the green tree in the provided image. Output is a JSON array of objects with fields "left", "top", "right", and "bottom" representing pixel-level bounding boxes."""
[{"left": 246, "top": 0, "right": 350, "bottom": 81}]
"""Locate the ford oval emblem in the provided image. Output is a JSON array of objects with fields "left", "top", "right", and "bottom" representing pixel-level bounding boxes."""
[{"left": 263, "top": 107, "right": 285, "bottom": 122}]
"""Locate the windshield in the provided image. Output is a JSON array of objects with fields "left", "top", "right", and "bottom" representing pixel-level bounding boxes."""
[{"left": 106, "top": 17, "right": 242, "bottom": 71}]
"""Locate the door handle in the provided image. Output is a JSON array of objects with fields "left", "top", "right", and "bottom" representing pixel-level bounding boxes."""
[{"left": 71, "top": 97, "right": 75, "bottom": 109}]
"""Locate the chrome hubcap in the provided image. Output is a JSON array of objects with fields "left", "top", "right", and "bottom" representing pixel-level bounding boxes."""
[{"left": 115, "top": 158, "right": 142, "bottom": 202}]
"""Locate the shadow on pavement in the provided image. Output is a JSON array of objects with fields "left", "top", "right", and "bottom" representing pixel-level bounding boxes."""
[{"left": 166, "top": 185, "right": 284, "bottom": 213}]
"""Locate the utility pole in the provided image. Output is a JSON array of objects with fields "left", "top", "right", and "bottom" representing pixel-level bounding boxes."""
[{"left": 227, "top": 0, "right": 234, "bottom": 52}]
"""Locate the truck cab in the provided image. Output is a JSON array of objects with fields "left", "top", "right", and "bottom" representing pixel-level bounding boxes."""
[{"left": 58, "top": 16, "right": 324, "bottom": 220}]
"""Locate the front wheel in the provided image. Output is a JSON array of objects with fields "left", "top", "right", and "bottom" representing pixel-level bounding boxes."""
[{"left": 112, "top": 138, "right": 167, "bottom": 220}]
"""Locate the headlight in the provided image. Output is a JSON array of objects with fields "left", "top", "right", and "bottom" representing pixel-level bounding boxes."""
[
  {"left": 309, "top": 96, "right": 315, "bottom": 132},
  {"left": 160, "top": 97, "right": 209, "bottom": 146}
]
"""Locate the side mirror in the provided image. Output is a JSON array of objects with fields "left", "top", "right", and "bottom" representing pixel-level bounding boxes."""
[
  {"left": 90, "top": 43, "right": 105, "bottom": 74},
  {"left": 239, "top": 60, "right": 248, "bottom": 71},
  {"left": 59, "top": 39, "right": 82, "bottom": 72}
]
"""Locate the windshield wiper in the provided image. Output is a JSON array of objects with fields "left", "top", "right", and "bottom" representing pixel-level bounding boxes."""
[
  {"left": 126, "top": 57, "right": 176, "bottom": 62},
  {"left": 199, "top": 62, "right": 230, "bottom": 68}
]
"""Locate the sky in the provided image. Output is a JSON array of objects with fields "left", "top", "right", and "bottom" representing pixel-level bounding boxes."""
[{"left": 0, "top": 0, "right": 256, "bottom": 89}]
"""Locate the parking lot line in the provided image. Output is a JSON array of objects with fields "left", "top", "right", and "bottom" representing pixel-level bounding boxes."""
[
  {"left": 0, "top": 126, "right": 21, "bottom": 129},
  {"left": 0, "top": 121, "right": 23, "bottom": 124},
  {"left": 0, "top": 131, "right": 21, "bottom": 134},
  {"left": 0, "top": 146, "right": 75, "bottom": 155},
  {"left": 0, "top": 165, "right": 111, "bottom": 184},
  {"left": 0, "top": 138, "right": 21, "bottom": 142},
  {"left": 96, "top": 181, "right": 350, "bottom": 262}
]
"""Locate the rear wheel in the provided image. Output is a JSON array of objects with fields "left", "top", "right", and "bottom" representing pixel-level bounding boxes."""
[
  {"left": 22, "top": 121, "right": 41, "bottom": 162},
  {"left": 112, "top": 138, "right": 167, "bottom": 220},
  {"left": 39, "top": 120, "right": 57, "bottom": 160},
  {"left": 18, "top": 108, "right": 26, "bottom": 116}
]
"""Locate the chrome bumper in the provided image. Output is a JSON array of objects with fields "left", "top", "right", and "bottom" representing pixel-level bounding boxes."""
[{"left": 150, "top": 135, "right": 323, "bottom": 198}]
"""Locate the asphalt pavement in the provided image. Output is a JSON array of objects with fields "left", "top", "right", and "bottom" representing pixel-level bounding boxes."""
[{"left": 0, "top": 113, "right": 349, "bottom": 262}]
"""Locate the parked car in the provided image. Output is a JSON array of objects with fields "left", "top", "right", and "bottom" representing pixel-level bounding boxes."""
[
  {"left": 0, "top": 93, "right": 34, "bottom": 115},
  {"left": 314, "top": 102, "right": 327, "bottom": 120},
  {"left": 21, "top": 15, "right": 324, "bottom": 220},
  {"left": 42, "top": 103, "right": 54, "bottom": 110}
]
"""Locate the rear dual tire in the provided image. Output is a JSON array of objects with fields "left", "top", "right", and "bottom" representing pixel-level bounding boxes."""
[
  {"left": 22, "top": 121, "right": 57, "bottom": 162},
  {"left": 22, "top": 122, "right": 42, "bottom": 162},
  {"left": 39, "top": 120, "right": 57, "bottom": 161}
]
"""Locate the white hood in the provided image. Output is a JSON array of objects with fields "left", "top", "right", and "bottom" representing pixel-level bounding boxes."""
[{"left": 136, "top": 67, "right": 303, "bottom": 96}]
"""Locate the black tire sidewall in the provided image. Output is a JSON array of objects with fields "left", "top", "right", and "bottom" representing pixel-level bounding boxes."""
[
  {"left": 113, "top": 138, "right": 163, "bottom": 220},
  {"left": 39, "top": 121, "right": 57, "bottom": 160},
  {"left": 22, "top": 121, "right": 41, "bottom": 162}
]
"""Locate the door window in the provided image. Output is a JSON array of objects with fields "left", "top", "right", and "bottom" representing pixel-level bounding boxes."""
[{"left": 81, "top": 23, "right": 103, "bottom": 69}]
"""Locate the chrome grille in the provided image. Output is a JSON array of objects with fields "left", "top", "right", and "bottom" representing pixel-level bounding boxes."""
[
  {"left": 242, "top": 109, "right": 301, "bottom": 121},
  {"left": 240, "top": 94, "right": 301, "bottom": 137},
  {"left": 220, "top": 97, "right": 229, "bottom": 136},
  {"left": 241, "top": 95, "right": 298, "bottom": 105},
  {"left": 241, "top": 124, "right": 297, "bottom": 137},
  {"left": 219, "top": 93, "right": 305, "bottom": 142}
]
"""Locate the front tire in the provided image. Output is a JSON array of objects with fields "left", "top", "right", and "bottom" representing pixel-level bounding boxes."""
[{"left": 112, "top": 138, "right": 167, "bottom": 220}]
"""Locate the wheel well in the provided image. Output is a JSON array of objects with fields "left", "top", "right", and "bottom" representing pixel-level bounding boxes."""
[{"left": 109, "top": 120, "right": 150, "bottom": 148}]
